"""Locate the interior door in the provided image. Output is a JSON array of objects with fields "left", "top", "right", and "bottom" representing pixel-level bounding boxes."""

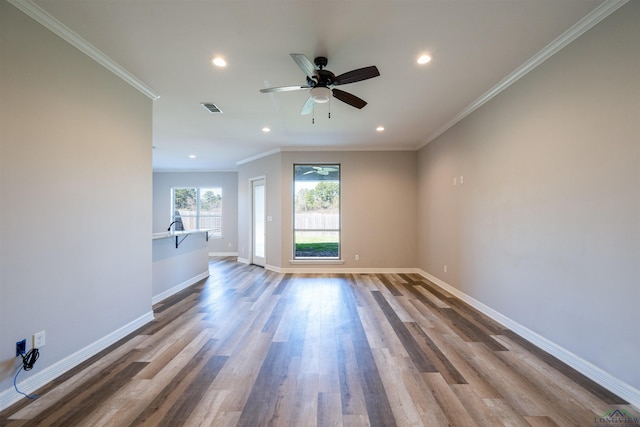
[{"left": 251, "top": 178, "right": 266, "bottom": 267}]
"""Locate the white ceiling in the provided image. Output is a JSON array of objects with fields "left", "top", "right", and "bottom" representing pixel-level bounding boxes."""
[{"left": 26, "top": 0, "right": 607, "bottom": 171}]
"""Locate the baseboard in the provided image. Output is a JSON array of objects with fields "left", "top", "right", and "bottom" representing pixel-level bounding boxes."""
[
  {"left": 208, "top": 251, "right": 238, "bottom": 257},
  {"left": 267, "top": 265, "right": 422, "bottom": 274},
  {"left": 417, "top": 269, "right": 640, "bottom": 410},
  {"left": 152, "top": 271, "right": 209, "bottom": 305},
  {"left": 237, "top": 257, "right": 249, "bottom": 265},
  {"left": 0, "top": 311, "right": 154, "bottom": 412}
]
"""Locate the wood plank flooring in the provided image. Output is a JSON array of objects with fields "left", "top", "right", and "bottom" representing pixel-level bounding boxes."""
[{"left": 1, "top": 257, "right": 635, "bottom": 426}]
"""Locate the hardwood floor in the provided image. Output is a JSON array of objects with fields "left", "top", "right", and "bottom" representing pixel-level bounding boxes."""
[{"left": 0, "top": 257, "right": 634, "bottom": 426}]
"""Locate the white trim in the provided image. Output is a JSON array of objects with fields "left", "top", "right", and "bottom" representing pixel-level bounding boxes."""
[
  {"left": 7, "top": 0, "right": 160, "bottom": 100},
  {"left": 265, "top": 264, "right": 282, "bottom": 272},
  {"left": 419, "top": 0, "right": 629, "bottom": 148},
  {"left": 153, "top": 169, "right": 239, "bottom": 173},
  {"left": 289, "top": 259, "right": 346, "bottom": 265},
  {"left": 10, "top": 0, "right": 625, "bottom": 152},
  {"left": 152, "top": 271, "right": 209, "bottom": 305},
  {"left": 417, "top": 269, "right": 640, "bottom": 410},
  {"left": 279, "top": 145, "right": 417, "bottom": 153},
  {"left": 270, "top": 265, "right": 421, "bottom": 274},
  {"left": 237, "top": 148, "right": 281, "bottom": 165},
  {"left": 249, "top": 176, "right": 267, "bottom": 268},
  {"left": 237, "top": 145, "right": 419, "bottom": 166},
  {"left": 0, "top": 311, "right": 154, "bottom": 412},
  {"left": 3, "top": 264, "right": 637, "bottom": 411},
  {"left": 209, "top": 252, "right": 239, "bottom": 257}
]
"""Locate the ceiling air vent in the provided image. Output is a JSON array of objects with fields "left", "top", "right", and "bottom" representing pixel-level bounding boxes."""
[{"left": 201, "top": 102, "right": 223, "bottom": 114}]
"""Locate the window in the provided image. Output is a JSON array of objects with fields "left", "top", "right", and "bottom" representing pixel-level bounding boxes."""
[
  {"left": 293, "top": 164, "right": 340, "bottom": 259},
  {"left": 171, "top": 187, "right": 222, "bottom": 237}
]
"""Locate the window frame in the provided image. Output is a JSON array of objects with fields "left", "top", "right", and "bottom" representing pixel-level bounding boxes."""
[
  {"left": 171, "top": 186, "right": 223, "bottom": 238},
  {"left": 292, "top": 163, "right": 341, "bottom": 260}
]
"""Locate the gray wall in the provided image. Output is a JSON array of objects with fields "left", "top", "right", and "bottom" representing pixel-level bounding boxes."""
[
  {"left": 153, "top": 171, "right": 238, "bottom": 254},
  {"left": 237, "top": 152, "right": 282, "bottom": 266},
  {"left": 280, "top": 151, "right": 417, "bottom": 269},
  {"left": 237, "top": 150, "right": 417, "bottom": 270},
  {"left": 152, "top": 235, "right": 209, "bottom": 301},
  {"left": 417, "top": 2, "right": 639, "bottom": 391},
  {"left": 1, "top": 0, "right": 636, "bottom": 409},
  {"left": 0, "top": 1, "right": 153, "bottom": 401}
]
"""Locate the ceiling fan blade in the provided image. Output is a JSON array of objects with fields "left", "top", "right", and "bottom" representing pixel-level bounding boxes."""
[
  {"left": 332, "top": 88, "right": 367, "bottom": 109},
  {"left": 334, "top": 66, "right": 380, "bottom": 85},
  {"left": 300, "top": 96, "right": 314, "bottom": 115},
  {"left": 290, "top": 54, "right": 316, "bottom": 79},
  {"left": 260, "top": 85, "right": 309, "bottom": 93}
]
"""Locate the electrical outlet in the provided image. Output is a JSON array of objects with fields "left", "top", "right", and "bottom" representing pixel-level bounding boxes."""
[
  {"left": 355, "top": 254, "right": 360, "bottom": 261},
  {"left": 33, "top": 330, "right": 45, "bottom": 348},
  {"left": 16, "top": 339, "right": 26, "bottom": 357}
]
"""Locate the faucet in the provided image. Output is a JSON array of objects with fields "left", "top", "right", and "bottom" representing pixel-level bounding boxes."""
[{"left": 167, "top": 220, "right": 183, "bottom": 231}]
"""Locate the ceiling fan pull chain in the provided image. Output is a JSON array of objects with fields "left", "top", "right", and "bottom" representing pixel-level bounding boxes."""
[
  {"left": 312, "top": 102, "right": 315, "bottom": 124},
  {"left": 328, "top": 98, "right": 331, "bottom": 119}
]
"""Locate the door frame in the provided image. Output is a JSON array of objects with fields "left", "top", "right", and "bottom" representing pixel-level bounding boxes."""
[{"left": 249, "top": 176, "right": 266, "bottom": 267}]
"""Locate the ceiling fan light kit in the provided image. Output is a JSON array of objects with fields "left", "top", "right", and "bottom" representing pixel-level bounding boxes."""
[
  {"left": 310, "top": 87, "right": 331, "bottom": 103},
  {"left": 260, "top": 53, "right": 380, "bottom": 118}
]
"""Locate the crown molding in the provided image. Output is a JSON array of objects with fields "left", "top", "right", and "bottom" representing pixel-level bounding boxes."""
[
  {"left": 419, "top": 0, "right": 629, "bottom": 149},
  {"left": 152, "top": 169, "right": 239, "bottom": 173},
  {"left": 236, "top": 144, "right": 418, "bottom": 166},
  {"left": 236, "top": 148, "right": 282, "bottom": 165},
  {"left": 7, "top": 0, "right": 160, "bottom": 100},
  {"left": 279, "top": 145, "right": 417, "bottom": 152}
]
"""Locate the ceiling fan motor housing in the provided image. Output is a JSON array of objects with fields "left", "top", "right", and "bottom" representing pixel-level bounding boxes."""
[{"left": 314, "top": 56, "right": 328, "bottom": 68}]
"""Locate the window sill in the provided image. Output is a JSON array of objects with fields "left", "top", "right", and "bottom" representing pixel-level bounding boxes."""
[{"left": 289, "top": 259, "right": 345, "bottom": 265}]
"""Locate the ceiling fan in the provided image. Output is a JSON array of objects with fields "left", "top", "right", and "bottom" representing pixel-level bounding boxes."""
[
  {"left": 303, "top": 166, "right": 338, "bottom": 176},
  {"left": 260, "top": 54, "right": 380, "bottom": 115}
]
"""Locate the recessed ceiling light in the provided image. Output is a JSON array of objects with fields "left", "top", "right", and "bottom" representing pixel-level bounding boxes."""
[
  {"left": 189, "top": 154, "right": 196, "bottom": 159},
  {"left": 376, "top": 126, "right": 385, "bottom": 132},
  {"left": 417, "top": 54, "right": 432, "bottom": 64},
  {"left": 262, "top": 127, "right": 271, "bottom": 133},
  {"left": 211, "top": 57, "right": 227, "bottom": 67}
]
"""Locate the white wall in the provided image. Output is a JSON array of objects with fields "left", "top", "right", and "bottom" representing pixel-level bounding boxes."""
[
  {"left": 0, "top": 2, "right": 153, "bottom": 406},
  {"left": 152, "top": 171, "right": 238, "bottom": 254},
  {"left": 417, "top": 1, "right": 639, "bottom": 394}
]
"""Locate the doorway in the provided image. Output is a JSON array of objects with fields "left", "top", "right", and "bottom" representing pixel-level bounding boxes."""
[{"left": 251, "top": 178, "right": 266, "bottom": 267}]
